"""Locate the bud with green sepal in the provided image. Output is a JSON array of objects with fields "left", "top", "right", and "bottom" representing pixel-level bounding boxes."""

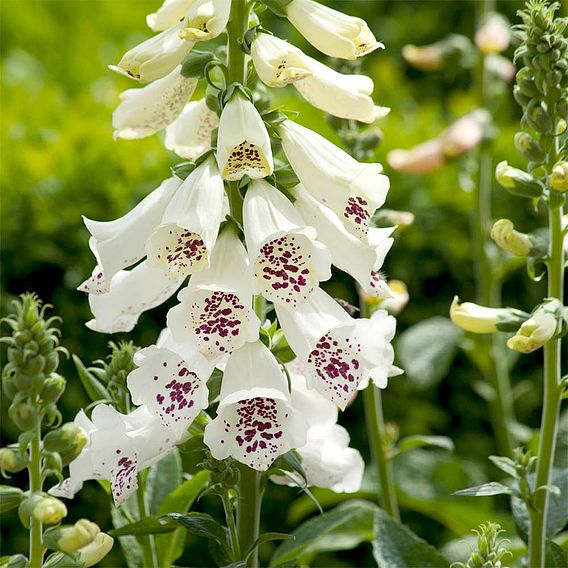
[
  {"left": 0, "top": 486, "right": 25, "bottom": 513},
  {"left": 514, "top": 132, "right": 546, "bottom": 162},
  {"left": 490, "top": 219, "right": 548, "bottom": 257},
  {"left": 43, "top": 519, "right": 101, "bottom": 554},
  {"left": 40, "top": 374, "right": 66, "bottom": 404},
  {"left": 549, "top": 161, "right": 568, "bottom": 192},
  {"left": 0, "top": 448, "right": 27, "bottom": 474},
  {"left": 44, "top": 423, "right": 87, "bottom": 456},
  {"left": 31, "top": 495, "right": 67, "bottom": 525},
  {"left": 495, "top": 160, "right": 544, "bottom": 198}
]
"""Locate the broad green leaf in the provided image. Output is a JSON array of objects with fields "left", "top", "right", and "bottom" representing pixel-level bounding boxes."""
[
  {"left": 109, "top": 516, "right": 176, "bottom": 537},
  {"left": 396, "top": 435, "right": 454, "bottom": 455},
  {"left": 270, "top": 500, "right": 377, "bottom": 566},
  {"left": 372, "top": 507, "right": 448, "bottom": 568},
  {"left": 554, "top": 410, "right": 568, "bottom": 468},
  {"left": 72, "top": 354, "right": 110, "bottom": 402},
  {"left": 110, "top": 492, "right": 144, "bottom": 568},
  {"left": 546, "top": 540, "right": 568, "bottom": 568},
  {"left": 397, "top": 317, "right": 463, "bottom": 390},
  {"left": 246, "top": 533, "right": 293, "bottom": 560},
  {"left": 489, "top": 455, "right": 519, "bottom": 479},
  {"left": 146, "top": 450, "right": 182, "bottom": 515},
  {"left": 207, "top": 369, "right": 223, "bottom": 405},
  {"left": 453, "top": 482, "right": 512, "bottom": 497},
  {"left": 163, "top": 512, "right": 230, "bottom": 552}
]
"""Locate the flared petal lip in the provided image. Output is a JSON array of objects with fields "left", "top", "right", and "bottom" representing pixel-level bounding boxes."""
[{"left": 220, "top": 387, "right": 290, "bottom": 407}]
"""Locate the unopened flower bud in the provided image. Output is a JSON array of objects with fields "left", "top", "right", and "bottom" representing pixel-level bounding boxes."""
[
  {"left": 387, "top": 139, "right": 444, "bottom": 174},
  {"left": 33, "top": 496, "right": 67, "bottom": 525},
  {"left": 491, "top": 219, "right": 546, "bottom": 257},
  {"left": 44, "top": 423, "right": 87, "bottom": 455},
  {"left": 0, "top": 486, "right": 25, "bottom": 513},
  {"left": 44, "top": 519, "right": 100, "bottom": 554},
  {"left": 475, "top": 13, "right": 511, "bottom": 54},
  {"left": 0, "top": 447, "right": 27, "bottom": 473},
  {"left": 403, "top": 35, "right": 475, "bottom": 72},
  {"left": 376, "top": 281, "right": 410, "bottom": 315},
  {"left": 450, "top": 296, "right": 505, "bottom": 333},
  {"left": 372, "top": 209, "right": 415, "bottom": 230},
  {"left": 78, "top": 532, "right": 114, "bottom": 567},
  {"left": 40, "top": 374, "right": 66, "bottom": 404},
  {"left": 514, "top": 132, "right": 546, "bottom": 162},
  {"left": 495, "top": 161, "right": 543, "bottom": 197},
  {"left": 8, "top": 399, "right": 39, "bottom": 431},
  {"left": 2, "top": 375, "right": 18, "bottom": 400},
  {"left": 402, "top": 44, "right": 444, "bottom": 71},
  {"left": 549, "top": 162, "right": 568, "bottom": 192},
  {"left": 526, "top": 101, "right": 553, "bottom": 133},
  {"left": 440, "top": 111, "right": 487, "bottom": 157}
]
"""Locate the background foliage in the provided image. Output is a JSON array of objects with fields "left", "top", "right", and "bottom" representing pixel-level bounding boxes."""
[{"left": 1, "top": 0, "right": 560, "bottom": 565}]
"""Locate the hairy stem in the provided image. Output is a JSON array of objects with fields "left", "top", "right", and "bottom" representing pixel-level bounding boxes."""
[
  {"left": 237, "top": 464, "right": 263, "bottom": 567},
  {"left": 222, "top": 493, "right": 241, "bottom": 561},
  {"left": 136, "top": 474, "right": 158, "bottom": 568},
  {"left": 29, "top": 415, "right": 44, "bottom": 568}
]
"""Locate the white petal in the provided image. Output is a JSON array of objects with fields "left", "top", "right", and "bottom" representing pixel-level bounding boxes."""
[
  {"left": 181, "top": 0, "right": 231, "bottom": 41},
  {"left": 86, "top": 261, "right": 184, "bottom": 334},
  {"left": 113, "top": 66, "right": 198, "bottom": 140},
  {"left": 147, "top": 0, "right": 195, "bottom": 31},
  {"left": 165, "top": 99, "right": 218, "bottom": 159},
  {"left": 216, "top": 93, "right": 273, "bottom": 181}
]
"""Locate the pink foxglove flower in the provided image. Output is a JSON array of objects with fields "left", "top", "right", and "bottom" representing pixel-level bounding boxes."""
[
  {"left": 243, "top": 179, "right": 331, "bottom": 307},
  {"left": 147, "top": 0, "right": 195, "bottom": 32},
  {"left": 279, "top": 120, "right": 389, "bottom": 239},
  {"left": 203, "top": 341, "right": 307, "bottom": 470},
  {"left": 180, "top": 0, "right": 231, "bottom": 42},
  {"left": 113, "top": 66, "right": 198, "bottom": 140}
]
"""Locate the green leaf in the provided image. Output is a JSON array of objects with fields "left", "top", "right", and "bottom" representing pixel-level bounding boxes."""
[
  {"left": 397, "top": 317, "right": 463, "bottom": 390},
  {"left": 270, "top": 500, "right": 377, "bottom": 566},
  {"left": 396, "top": 435, "right": 454, "bottom": 455},
  {"left": 489, "top": 455, "right": 519, "bottom": 479},
  {"left": 0, "top": 486, "right": 24, "bottom": 513},
  {"left": 110, "top": 493, "right": 143, "bottom": 568},
  {"left": 109, "top": 516, "right": 176, "bottom": 537},
  {"left": 180, "top": 50, "right": 217, "bottom": 78},
  {"left": 42, "top": 552, "right": 84, "bottom": 568},
  {"left": 246, "top": 533, "right": 293, "bottom": 560},
  {"left": 72, "top": 354, "right": 110, "bottom": 403},
  {"left": 372, "top": 507, "right": 448, "bottom": 568},
  {"left": 546, "top": 540, "right": 568, "bottom": 568},
  {"left": 163, "top": 512, "right": 230, "bottom": 553},
  {"left": 453, "top": 482, "right": 512, "bottom": 497},
  {"left": 146, "top": 450, "right": 182, "bottom": 515},
  {"left": 207, "top": 369, "right": 223, "bottom": 405}
]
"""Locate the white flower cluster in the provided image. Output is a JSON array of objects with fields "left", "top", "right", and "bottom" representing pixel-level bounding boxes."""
[{"left": 57, "top": 0, "right": 401, "bottom": 506}]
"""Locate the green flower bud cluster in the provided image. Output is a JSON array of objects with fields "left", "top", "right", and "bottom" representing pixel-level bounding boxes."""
[{"left": 456, "top": 522, "right": 511, "bottom": 568}]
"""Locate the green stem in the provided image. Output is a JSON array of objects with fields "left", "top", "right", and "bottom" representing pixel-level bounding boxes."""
[
  {"left": 222, "top": 493, "right": 241, "bottom": 561},
  {"left": 236, "top": 464, "right": 263, "bottom": 567},
  {"left": 363, "top": 386, "right": 400, "bottom": 521},
  {"left": 29, "top": 416, "right": 45, "bottom": 568},
  {"left": 136, "top": 474, "right": 158, "bottom": 568}
]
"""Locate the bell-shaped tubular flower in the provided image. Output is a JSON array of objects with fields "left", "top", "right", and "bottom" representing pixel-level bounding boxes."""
[
  {"left": 85, "top": 261, "right": 184, "bottom": 334},
  {"left": 50, "top": 405, "right": 179, "bottom": 506},
  {"left": 167, "top": 225, "right": 260, "bottom": 362},
  {"left": 275, "top": 288, "right": 398, "bottom": 409},
  {"left": 203, "top": 341, "right": 307, "bottom": 471},
  {"left": 110, "top": 21, "right": 194, "bottom": 82},
  {"left": 250, "top": 33, "right": 312, "bottom": 87},
  {"left": 79, "top": 176, "right": 182, "bottom": 295},
  {"left": 147, "top": 0, "right": 195, "bottom": 32},
  {"left": 216, "top": 93, "right": 273, "bottom": 181},
  {"left": 243, "top": 180, "right": 331, "bottom": 307},
  {"left": 146, "top": 158, "right": 225, "bottom": 276},
  {"left": 180, "top": 0, "right": 231, "bottom": 42},
  {"left": 279, "top": 120, "right": 389, "bottom": 239},
  {"left": 284, "top": 0, "right": 383, "bottom": 60},
  {"left": 291, "top": 186, "right": 394, "bottom": 297},
  {"left": 165, "top": 99, "right": 218, "bottom": 159},
  {"left": 127, "top": 344, "right": 213, "bottom": 438},
  {"left": 113, "top": 66, "right": 198, "bottom": 140}
]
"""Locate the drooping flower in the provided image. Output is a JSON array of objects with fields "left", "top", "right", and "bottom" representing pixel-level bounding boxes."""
[
  {"left": 284, "top": 0, "right": 384, "bottom": 60},
  {"left": 179, "top": 0, "right": 231, "bottom": 42},
  {"left": 146, "top": 157, "right": 225, "bottom": 276},
  {"left": 110, "top": 22, "right": 194, "bottom": 82},
  {"left": 167, "top": 225, "right": 260, "bottom": 362},
  {"left": 203, "top": 341, "right": 307, "bottom": 470},
  {"left": 147, "top": 0, "right": 196, "bottom": 32},
  {"left": 79, "top": 176, "right": 182, "bottom": 295},
  {"left": 164, "top": 98, "right": 219, "bottom": 159},
  {"left": 279, "top": 120, "right": 389, "bottom": 239},
  {"left": 113, "top": 66, "right": 198, "bottom": 140},
  {"left": 216, "top": 92, "right": 273, "bottom": 181},
  {"left": 243, "top": 179, "right": 331, "bottom": 307},
  {"left": 449, "top": 296, "right": 508, "bottom": 334},
  {"left": 387, "top": 139, "right": 444, "bottom": 174},
  {"left": 439, "top": 111, "right": 486, "bottom": 158},
  {"left": 275, "top": 288, "right": 398, "bottom": 408}
]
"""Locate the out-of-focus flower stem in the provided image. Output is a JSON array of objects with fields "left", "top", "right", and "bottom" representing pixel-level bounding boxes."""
[
  {"left": 29, "top": 411, "right": 45, "bottom": 568},
  {"left": 136, "top": 473, "right": 158, "bottom": 568}
]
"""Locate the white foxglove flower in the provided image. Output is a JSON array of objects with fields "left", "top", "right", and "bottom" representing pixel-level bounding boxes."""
[
  {"left": 79, "top": 176, "right": 182, "bottom": 295},
  {"left": 291, "top": 186, "right": 394, "bottom": 297},
  {"left": 216, "top": 93, "right": 273, "bottom": 181},
  {"left": 275, "top": 288, "right": 397, "bottom": 408},
  {"left": 50, "top": 405, "right": 178, "bottom": 505},
  {"left": 180, "top": 0, "right": 231, "bottom": 42},
  {"left": 127, "top": 344, "right": 213, "bottom": 438},
  {"left": 165, "top": 99, "right": 218, "bottom": 159},
  {"left": 113, "top": 65, "right": 198, "bottom": 140},
  {"left": 110, "top": 22, "right": 194, "bottom": 82},
  {"left": 285, "top": 0, "right": 383, "bottom": 60},
  {"left": 279, "top": 120, "right": 389, "bottom": 239},
  {"left": 146, "top": 158, "right": 225, "bottom": 276},
  {"left": 450, "top": 296, "right": 507, "bottom": 334},
  {"left": 147, "top": 0, "right": 195, "bottom": 32},
  {"left": 86, "top": 261, "right": 184, "bottom": 334},
  {"left": 243, "top": 179, "right": 331, "bottom": 307},
  {"left": 250, "top": 33, "right": 312, "bottom": 87},
  {"left": 203, "top": 341, "right": 307, "bottom": 470},
  {"left": 167, "top": 225, "right": 260, "bottom": 361}
]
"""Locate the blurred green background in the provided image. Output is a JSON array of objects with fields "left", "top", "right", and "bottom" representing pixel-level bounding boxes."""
[{"left": 1, "top": 0, "right": 561, "bottom": 566}]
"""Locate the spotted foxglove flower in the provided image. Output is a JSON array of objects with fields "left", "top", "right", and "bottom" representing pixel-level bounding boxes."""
[
  {"left": 167, "top": 225, "right": 260, "bottom": 362},
  {"left": 127, "top": 343, "right": 213, "bottom": 438},
  {"left": 216, "top": 92, "right": 273, "bottom": 181},
  {"left": 113, "top": 66, "right": 198, "bottom": 139},
  {"left": 275, "top": 288, "right": 397, "bottom": 408},
  {"left": 203, "top": 341, "right": 307, "bottom": 470},
  {"left": 279, "top": 120, "right": 390, "bottom": 239},
  {"left": 285, "top": 0, "right": 383, "bottom": 60},
  {"left": 110, "top": 22, "right": 194, "bottom": 82},
  {"left": 146, "top": 157, "right": 225, "bottom": 276},
  {"left": 50, "top": 405, "right": 179, "bottom": 505},
  {"left": 79, "top": 176, "right": 182, "bottom": 295},
  {"left": 147, "top": 0, "right": 195, "bottom": 32},
  {"left": 179, "top": 0, "right": 231, "bottom": 42},
  {"left": 243, "top": 179, "right": 331, "bottom": 306},
  {"left": 250, "top": 33, "right": 312, "bottom": 87},
  {"left": 165, "top": 99, "right": 218, "bottom": 159},
  {"left": 291, "top": 186, "right": 394, "bottom": 297}
]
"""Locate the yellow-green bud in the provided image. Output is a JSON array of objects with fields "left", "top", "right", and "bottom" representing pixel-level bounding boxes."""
[
  {"left": 495, "top": 161, "right": 543, "bottom": 198},
  {"left": 32, "top": 496, "right": 67, "bottom": 525},
  {"left": 507, "top": 302, "right": 560, "bottom": 354},
  {"left": 44, "top": 423, "right": 87, "bottom": 454},
  {"left": 44, "top": 519, "right": 100, "bottom": 553},
  {"left": 549, "top": 162, "right": 568, "bottom": 192},
  {"left": 8, "top": 399, "right": 39, "bottom": 431},
  {"left": 0, "top": 448, "right": 27, "bottom": 473},
  {"left": 514, "top": 132, "right": 545, "bottom": 162},
  {"left": 78, "top": 532, "right": 114, "bottom": 567},
  {"left": 450, "top": 296, "right": 504, "bottom": 333},
  {"left": 40, "top": 374, "right": 66, "bottom": 403},
  {"left": 491, "top": 219, "right": 532, "bottom": 256}
]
